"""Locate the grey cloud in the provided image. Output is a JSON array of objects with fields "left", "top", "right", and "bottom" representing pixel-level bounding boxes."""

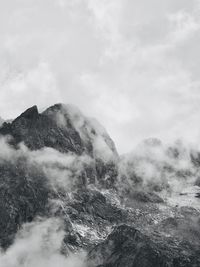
[{"left": 0, "top": 0, "right": 200, "bottom": 153}]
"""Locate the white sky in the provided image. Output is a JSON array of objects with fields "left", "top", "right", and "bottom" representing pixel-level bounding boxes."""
[{"left": 0, "top": 0, "right": 200, "bottom": 153}]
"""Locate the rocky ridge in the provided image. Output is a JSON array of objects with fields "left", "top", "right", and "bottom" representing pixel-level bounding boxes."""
[{"left": 1, "top": 104, "right": 200, "bottom": 266}]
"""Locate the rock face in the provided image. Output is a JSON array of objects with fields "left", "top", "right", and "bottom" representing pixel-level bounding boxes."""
[
  {"left": 0, "top": 156, "right": 49, "bottom": 249},
  {"left": 0, "top": 104, "right": 118, "bottom": 189},
  {"left": 88, "top": 224, "right": 200, "bottom": 267},
  {"left": 0, "top": 104, "right": 118, "bottom": 157},
  {"left": 1, "top": 104, "right": 200, "bottom": 266},
  {"left": 0, "top": 104, "right": 119, "bottom": 249}
]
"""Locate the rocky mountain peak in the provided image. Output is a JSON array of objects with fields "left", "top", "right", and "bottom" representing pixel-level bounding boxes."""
[
  {"left": 14, "top": 105, "right": 39, "bottom": 122},
  {"left": 1, "top": 104, "right": 200, "bottom": 266},
  {"left": 0, "top": 104, "right": 117, "bottom": 159}
]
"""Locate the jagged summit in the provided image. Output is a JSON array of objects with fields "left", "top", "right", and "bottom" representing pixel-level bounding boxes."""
[
  {"left": 13, "top": 105, "right": 39, "bottom": 122},
  {"left": 1, "top": 104, "right": 200, "bottom": 266},
  {"left": 0, "top": 103, "right": 118, "bottom": 160}
]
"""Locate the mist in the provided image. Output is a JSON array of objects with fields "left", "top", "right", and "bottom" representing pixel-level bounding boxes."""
[
  {"left": 1, "top": 1, "right": 200, "bottom": 266},
  {"left": 0, "top": 218, "right": 86, "bottom": 267},
  {"left": 117, "top": 138, "right": 200, "bottom": 207}
]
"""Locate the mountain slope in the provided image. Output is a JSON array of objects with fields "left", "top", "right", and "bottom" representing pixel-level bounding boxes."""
[{"left": 1, "top": 104, "right": 200, "bottom": 267}]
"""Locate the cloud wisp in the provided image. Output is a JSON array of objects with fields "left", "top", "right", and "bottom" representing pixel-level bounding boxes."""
[{"left": 0, "top": 218, "right": 86, "bottom": 267}]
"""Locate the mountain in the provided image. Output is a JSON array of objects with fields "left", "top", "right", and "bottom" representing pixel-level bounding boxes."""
[
  {"left": 0, "top": 104, "right": 118, "bottom": 188},
  {"left": 0, "top": 104, "right": 200, "bottom": 267},
  {"left": 0, "top": 104, "right": 118, "bottom": 157}
]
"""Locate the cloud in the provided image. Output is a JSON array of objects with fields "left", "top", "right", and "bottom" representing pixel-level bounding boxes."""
[
  {"left": 0, "top": 115, "right": 117, "bottom": 191},
  {"left": 0, "top": 135, "right": 91, "bottom": 191},
  {"left": 47, "top": 103, "right": 118, "bottom": 161},
  {"left": 0, "top": 218, "right": 86, "bottom": 267},
  {"left": 0, "top": 0, "right": 200, "bottom": 153},
  {"left": 0, "top": 61, "right": 61, "bottom": 118},
  {"left": 167, "top": 10, "right": 200, "bottom": 45},
  {"left": 30, "top": 147, "right": 93, "bottom": 190},
  {"left": 87, "top": 0, "right": 125, "bottom": 58},
  {"left": 117, "top": 138, "right": 200, "bottom": 199}
]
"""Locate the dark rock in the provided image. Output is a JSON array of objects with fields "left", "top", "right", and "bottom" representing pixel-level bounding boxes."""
[
  {"left": 0, "top": 105, "right": 84, "bottom": 154},
  {"left": 71, "top": 188, "right": 125, "bottom": 223},
  {"left": 1, "top": 103, "right": 200, "bottom": 267},
  {"left": 191, "top": 151, "right": 200, "bottom": 167},
  {"left": 88, "top": 224, "right": 197, "bottom": 267},
  {"left": 0, "top": 104, "right": 118, "bottom": 158},
  {"left": 194, "top": 177, "right": 200, "bottom": 187},
  {"left": 0, "top": 104, "right": 119, "bottom": 188},
  {"left": 95, "top": 159, "right": 118, "bottom": 189},
  {"left": 14, "top": 105, "right": 39, "bottom": 121},
  {"left": 0, "top": 156, "right": 49, "bottom": 249}
]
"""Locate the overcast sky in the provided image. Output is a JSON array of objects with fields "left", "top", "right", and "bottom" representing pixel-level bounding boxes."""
[{"left": 0, "top": 0, "right": 200, "bottom": 153}]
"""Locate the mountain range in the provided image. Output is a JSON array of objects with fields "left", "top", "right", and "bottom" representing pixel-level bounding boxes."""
[{"left": 1, "top": 104, "right": 200, "bottom": 267}]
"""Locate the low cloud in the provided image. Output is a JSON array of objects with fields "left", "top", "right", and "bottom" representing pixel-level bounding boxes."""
[
  {"left": 118, "top": 138, "right": 200, "bottom": 196},
  {"left": 0, "top": 135, "right": 92, "bottom": 191},
  {"left": 0, "top": 218, "right": 86, "bottom": 267}
]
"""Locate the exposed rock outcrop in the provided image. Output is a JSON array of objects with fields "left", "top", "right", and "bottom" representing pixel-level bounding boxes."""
[{"left": 1, "top": 104, "right": 200, "bottom": 267}]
